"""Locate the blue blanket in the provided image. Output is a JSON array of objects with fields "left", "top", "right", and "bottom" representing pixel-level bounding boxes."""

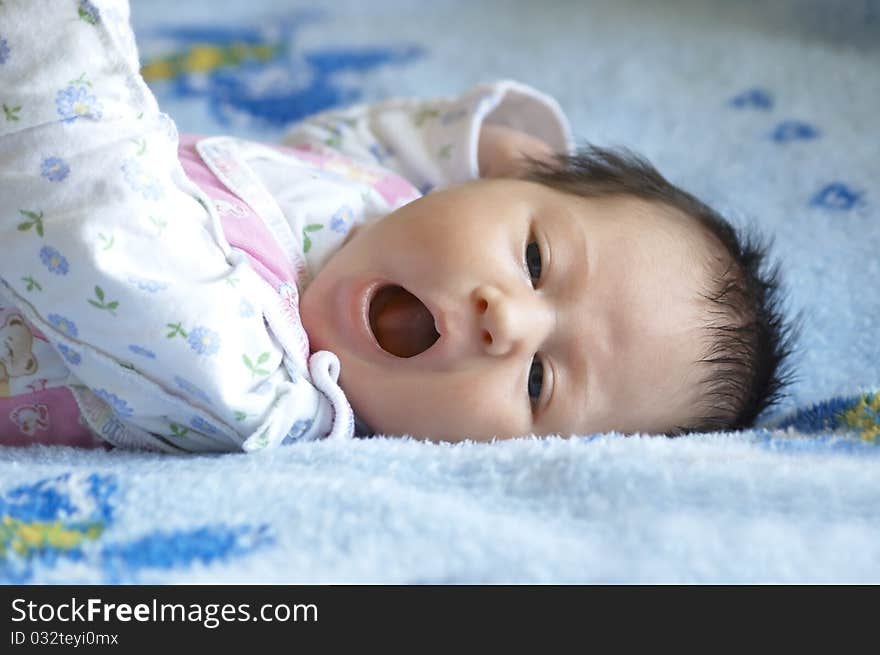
[{"left": 1, "top": 0, "right": 878, "bottom": 583}]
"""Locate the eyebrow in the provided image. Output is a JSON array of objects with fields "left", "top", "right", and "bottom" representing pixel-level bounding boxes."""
[
  {"left": 574, "top": 228, "right": 594, "bottom": 425},
  {"left": 545, "top": 209, "right": 594, "bottom": 432}
]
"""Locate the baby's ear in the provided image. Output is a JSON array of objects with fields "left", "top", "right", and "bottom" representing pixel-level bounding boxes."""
[{"left": 478, "top": 124, "right": 555, "bottom": 179}]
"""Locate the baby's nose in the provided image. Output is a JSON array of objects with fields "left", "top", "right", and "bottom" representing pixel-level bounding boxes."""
[{"left": 472, "top": 284, "right": 535, "bottom": 357}]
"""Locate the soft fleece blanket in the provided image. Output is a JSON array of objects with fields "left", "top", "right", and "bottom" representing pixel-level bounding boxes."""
[{"left": 1, "top": 0, "right": 878, "bottom": 583}]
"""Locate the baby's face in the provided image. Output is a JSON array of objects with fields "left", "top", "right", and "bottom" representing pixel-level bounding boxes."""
[{"left": 301, "top": 179, "right": 711, "bottom": 441}]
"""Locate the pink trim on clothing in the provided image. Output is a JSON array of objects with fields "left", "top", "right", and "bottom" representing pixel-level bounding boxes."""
[
  {"left": 271, "top": 141, "right": 420, "bottom": 207},
  {"left": 178, "top": 134, "right": 298, "bottom": 292}
]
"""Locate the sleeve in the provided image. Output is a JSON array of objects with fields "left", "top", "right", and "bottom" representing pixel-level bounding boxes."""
[
  {"left": 280, "top": 80, "right": 574, "bottom": 192},
  {"left": 0, "top": 0, "right": 346, "bottom": 452}
]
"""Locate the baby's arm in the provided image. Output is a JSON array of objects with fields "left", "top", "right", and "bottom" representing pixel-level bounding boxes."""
[
  {"left": 0, "top": 0, "right": 335, "bottom": 451},
  {"left": 281, "top": 80, "right": 572, "bottom": 191}
]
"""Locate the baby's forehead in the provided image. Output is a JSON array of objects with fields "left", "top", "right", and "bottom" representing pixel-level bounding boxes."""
[{"left": 555, "top": 190, "right": 723, "bottom": 258}]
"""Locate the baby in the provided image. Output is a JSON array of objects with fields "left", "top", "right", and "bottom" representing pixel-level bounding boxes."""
[{"left": 0, "top": 0, "right": 793, "bottom": 450}]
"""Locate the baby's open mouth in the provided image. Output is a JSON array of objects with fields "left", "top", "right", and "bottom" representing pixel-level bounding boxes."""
[{"left": 368, "top": 284, "right": 439, "bottom": 358}]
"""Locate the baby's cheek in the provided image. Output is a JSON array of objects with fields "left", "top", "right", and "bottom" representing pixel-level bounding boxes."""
[{"left": 407, "top": 379, "right": 523, "bottom": 441}]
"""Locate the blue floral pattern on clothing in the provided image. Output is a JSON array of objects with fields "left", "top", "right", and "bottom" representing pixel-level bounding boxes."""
[
  {"left": 56, "top": 343, "right": 82, "bottom": 366},
  {"left": 282, "top": 419, "right": 313, "bottom": 444},
  {"left": 94, "top": 389, "right": 134, "bottom": 418},
  {"left": 47, "top": 314, "right": 78, "bottom": 338},
  {"left": 187, "top": 327, "right": 220, "bottom": 356},
  {"left": 330, "top": 206, "right": 353, "bottom": 233},
  {"left": 121, "top": 159, "right": 163, "bottom": 200},
  {"left": 128, "top": 345, "right": 157, "bottom": 359},
  {"left": 40, "top": 246, "right": 69, "bottom": 275},
  {"left": 238, "top": 299, "right": 255, "bottom": 318},
  {"left": 55, "top": 85, "right": 103, "bottom": 123},
  {"left": 40, "top": 157, "right": 70, "bottom": 182},
  {"left": 127, "top": 276, "right": 168, "bottom": 293},
  {"left": 190, "top": 416, "right": 221, "bottom": 436},
  {"left": 0, "top": 38, "right": 10, "bottom": 65},
  {"left": 174, "top": 376, "right": 214, "bottom": 406}
]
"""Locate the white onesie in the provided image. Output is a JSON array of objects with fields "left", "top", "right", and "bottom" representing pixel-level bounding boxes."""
[{"left": 0, "top": 0, "right": 571, "bottom": 452}]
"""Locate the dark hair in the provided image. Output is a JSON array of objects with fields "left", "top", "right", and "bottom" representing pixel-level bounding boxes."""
[{"left": 522, "top": 145, "right": 797, "bottom": 434}]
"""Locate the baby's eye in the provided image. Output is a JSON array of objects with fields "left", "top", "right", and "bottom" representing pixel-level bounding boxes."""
[
  {"left": 525, "top": 238, "right": 542, "bottom": 286},
  {"left": 528, "top": 355, "right": 544, "bottom": 406}
]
